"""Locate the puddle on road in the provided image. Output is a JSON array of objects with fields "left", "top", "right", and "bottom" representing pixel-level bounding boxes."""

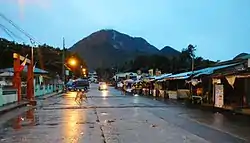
[
  {"left": 0, "top": 109, "right": 39, "bottom": 133},
  {"left": 104, "top": 119, "right": 115, "bottom": 124},
  {"left": 101, "top": 112, "right": 108, "bottom": 116},
  {"left": 76, "top": 121, "right": 95, "bottom": 125}
]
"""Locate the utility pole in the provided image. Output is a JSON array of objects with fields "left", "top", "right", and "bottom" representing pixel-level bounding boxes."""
[
  {"left": 191, "top": 45, "right": 197, "bottom": 74},
  {"left": 190, "top": 45, "right": 197, "bottom": 96},
  {"left": 62, "top": 37, "right": 65, "bottom": 85}
]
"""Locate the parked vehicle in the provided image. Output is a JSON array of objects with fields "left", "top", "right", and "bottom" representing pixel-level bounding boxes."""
[{"left": 73, "top": 79, "right": 90, "bottom": 91}]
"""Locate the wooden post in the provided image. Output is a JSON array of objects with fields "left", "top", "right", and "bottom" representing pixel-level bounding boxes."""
[
  {"left": 27, "top": 61, "right": 35, "bottom": 102},
  {"left": 13, "top": 53, "right": 35, "bottom": 105},
  {"left": 13, "top": 54, "right": 21, "bottom": 102}
]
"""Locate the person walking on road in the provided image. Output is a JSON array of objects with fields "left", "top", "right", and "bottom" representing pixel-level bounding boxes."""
[
  {"left": 75, "top": 89, "right": 88, "bottom": 105},
  {"left": 122, "top": 82, "right": 126, "bottom": 95},
  {"left": 120, "top": 81, "right": 124, "bottom": 95}
]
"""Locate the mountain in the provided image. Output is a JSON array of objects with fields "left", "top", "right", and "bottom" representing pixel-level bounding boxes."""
[
  {"left": 160, "top": 46, "right": 180, "bottom": 57},
  {"left": 70, "top": 29, "right": 180, "bottom": 69}
]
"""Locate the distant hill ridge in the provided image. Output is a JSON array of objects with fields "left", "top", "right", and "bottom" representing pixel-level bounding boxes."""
[{"left": 70, "top": 29, "right": 180, "bottom": 69}]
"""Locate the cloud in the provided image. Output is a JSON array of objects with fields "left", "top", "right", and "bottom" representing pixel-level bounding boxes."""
[{"left": 16, "top": 0, "right": 51, "bottom": 19}]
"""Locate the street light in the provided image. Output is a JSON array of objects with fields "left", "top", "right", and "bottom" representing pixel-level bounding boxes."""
[{"left": 68, "top": 58, "right": 77, "bottom": 66}]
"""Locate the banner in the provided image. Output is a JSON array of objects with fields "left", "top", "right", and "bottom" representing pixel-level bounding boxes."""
[
  {"left": 18, "top": 55, "right": 28, "bottom": 72},
  {"left": 226, "top": 75, "right": 236, "bottom": 88},
  {"left": 33, "top": 62, "right": 37, "bottom": 72}
]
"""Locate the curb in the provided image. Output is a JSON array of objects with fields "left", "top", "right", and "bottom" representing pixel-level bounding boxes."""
[
  {"left": 0, "top": 102, "right": 29, "bottom": 115},
  {"left": 36, "top": 91, "right": 63, "bottom": 100}
]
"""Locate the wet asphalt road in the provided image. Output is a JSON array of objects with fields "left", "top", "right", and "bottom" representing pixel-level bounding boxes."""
[{"left": 0, "top": 84, "right": 250, "bottom": 143}]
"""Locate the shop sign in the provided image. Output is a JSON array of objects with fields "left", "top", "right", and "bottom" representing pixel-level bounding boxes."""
[
  {"left": 214, "top": 84, "right": 224, "bottom": 108},
  {"left": 65, "top": 70, "right": 69, "bottom": 76},
  {"left": 148, "top": 69, "right": 154, "bottom": 76},
  {"left": 137, "top": 70, "right": 142, "bottom": 75}
]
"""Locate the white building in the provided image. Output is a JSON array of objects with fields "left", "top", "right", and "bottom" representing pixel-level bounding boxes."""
[
  {"left": 113, "top": 72, "right": 138, "bottom": 81},
  {"left": 0, "top": 72, "right": 13, "bottom": 86},
  {"left": 88, "top": 71, "right": 98, "bottom": 82}
]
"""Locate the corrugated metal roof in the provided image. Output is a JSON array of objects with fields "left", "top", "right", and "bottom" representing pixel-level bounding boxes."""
[
  {"left": 167, "top": 71, "right": 193, "bottom": 80},
  {"left": 193, "top": 63, "right": 240, "bottom": 78},
  {"left": 163, "top": 63, "right": 241, "bottom": 80},
  {"left": 239, "top": 54, "right": 250, "bottom": 60},
  {"left": 0, "top": 66, "right": 48, "bottom": 74},
  {"left": 155, "top": 73, "right": 172, "bottom": 80}
]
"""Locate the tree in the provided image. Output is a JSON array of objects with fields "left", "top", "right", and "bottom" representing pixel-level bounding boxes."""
[
  {"left": 187, "top": 44, "right": 196, "bottom": 58},
  {"left": 0, "top": 38, "right": 88, "bottom": 78}
]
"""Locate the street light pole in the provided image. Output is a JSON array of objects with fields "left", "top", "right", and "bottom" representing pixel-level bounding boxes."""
[
  {"left": 62, "top": 37, "right": 65, "bottom": 84},
  {"left": 191, "top": 45, "right": 197, "bottom": 74}
]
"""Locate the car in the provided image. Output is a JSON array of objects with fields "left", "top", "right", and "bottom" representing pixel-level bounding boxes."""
[
  {"left": 67, "top": 85, "right": 74, "bottom": 91},
  {"left": 73, "top": 79, "right": 90, "bottom": 91},
  {"left": 98, "top": 82, "right": 108, "bottom": 90}
]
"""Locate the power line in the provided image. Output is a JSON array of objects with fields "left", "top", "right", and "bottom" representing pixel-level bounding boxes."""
[
  {"left": 0, "top": 23, "right": 26, "bottom": 42},
  {"left": 0, "top": 25, "right": 15, "bottom": 40},
  {"left": 0, "top": 12, "right": 41, "bottom": 45}
]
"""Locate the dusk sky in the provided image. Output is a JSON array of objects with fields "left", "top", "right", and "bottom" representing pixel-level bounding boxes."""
[{"left": 0, "top": 0, "right": 250, "bottom": 61}]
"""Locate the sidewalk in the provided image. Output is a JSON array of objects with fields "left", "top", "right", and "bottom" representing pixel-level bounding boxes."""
[
  {"left": 0, "top": 101, "right": 29, "bottom": 115},
  {"left": 0, "top": 91, "right": 62, "bottom": 115}
]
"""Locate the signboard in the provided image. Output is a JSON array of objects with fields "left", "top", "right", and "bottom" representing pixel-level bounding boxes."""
[
  {"left": 65, "top": 70, "right": 69, "bottom": 76},
  {"left": 137, "top": 70, "right": 141, "bottom": 75},
  {"left": 248, "top": 58, "right": 250, "bottom": 68},
  {"left": 148, "top": 69, "right": 154, "bottom": 76},
  {"left": 214, "top": 84, "right": 224, "bottom": 108},
  {"left": 156, "top": 70, "right": 161, "bottom": 76},
  {"left": 39, "top": 75, "right": 43, "bottom": 85}
]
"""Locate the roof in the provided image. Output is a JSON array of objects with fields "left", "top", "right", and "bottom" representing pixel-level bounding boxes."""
[
  {"left": 0, "top": 72, "right": 14, "bottom": 77},
  {"left": 193, "top": 63, "right": 241, "bottom": 78},
  {"left": 167, "top": 71, "right": 193, "bottom": 80},
  {"left": 0, "top": 66, "right": 49, "bottom": 74},
  {"left": 115, "top": 72, "right": 137, "bottom": 78},
  {"left": 239, "top": 54, "right": 250, "bottom": 60},
  {"left": 163, "top": 62, "right": 241, "bottom": 80}
]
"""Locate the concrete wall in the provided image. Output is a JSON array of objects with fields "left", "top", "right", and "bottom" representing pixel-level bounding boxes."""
[
  {"left": 0, "top": 84, "right": 63, "bottom": 107},
  {"left": 34, "top": 84, "right": 63, "bottom": 97},
  {"left": 0, "top": 88, "right": 17, "bottom": 106}
]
